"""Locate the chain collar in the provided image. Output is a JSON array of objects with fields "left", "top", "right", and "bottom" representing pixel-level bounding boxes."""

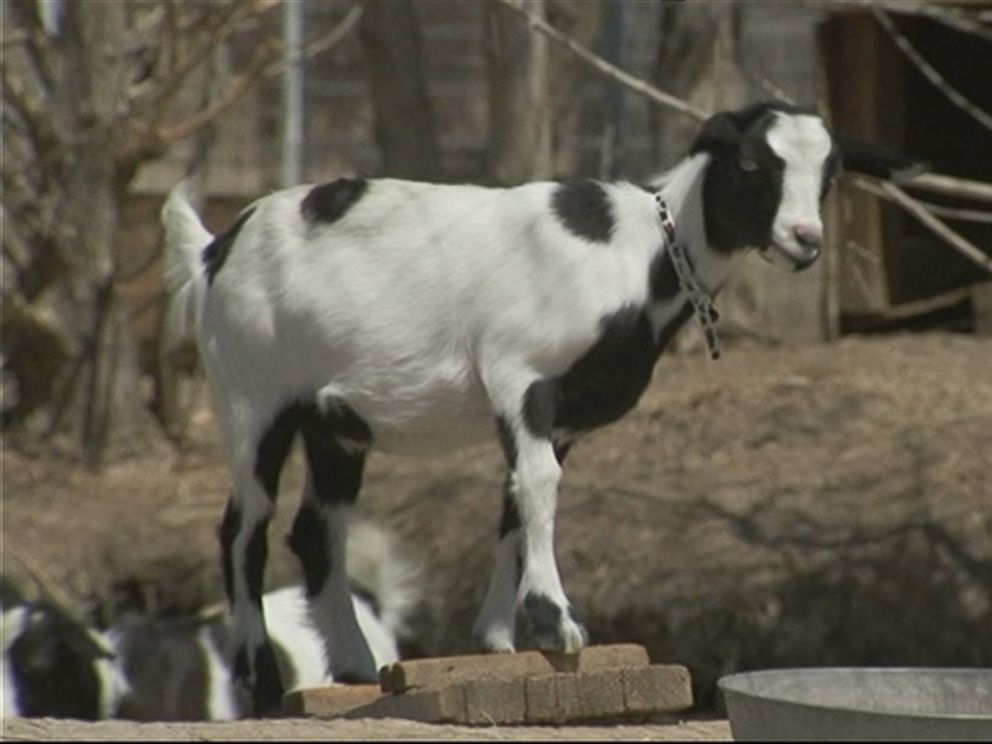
[{"left": 654, "top": 193, "right": 722, "bottom": 361}]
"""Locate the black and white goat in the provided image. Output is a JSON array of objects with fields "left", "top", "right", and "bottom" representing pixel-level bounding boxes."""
[
  {"left": 2, "top": 521, "right": 419, "bottom": 720},
  {"left": 162, "top": 102, "right": 921, "bottom": 714},
  {"left": 2, "top": 601, "right": 120, "bottom": 719}
]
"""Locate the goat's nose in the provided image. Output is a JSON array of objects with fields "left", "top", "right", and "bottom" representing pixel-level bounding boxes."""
[{"left": 793, "top": 224, "right": 823, "bottom": 250}]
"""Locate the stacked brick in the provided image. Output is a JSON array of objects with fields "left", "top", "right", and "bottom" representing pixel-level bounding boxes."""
[{"left": 282, "top": 644, "right": 692, "bottom": 725}]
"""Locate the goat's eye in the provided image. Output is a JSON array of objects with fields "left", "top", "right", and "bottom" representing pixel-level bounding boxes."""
[{"left": 738, "top": 157, "right": 759, "bottom": 172}]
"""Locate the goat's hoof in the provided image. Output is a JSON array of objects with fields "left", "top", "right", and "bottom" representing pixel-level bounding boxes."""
[
  {"left": 524, "top": 592, "right": 588, "bottom": 653},
  {"left": 233, "top": 642, "right": 286, "bottom": 717}
]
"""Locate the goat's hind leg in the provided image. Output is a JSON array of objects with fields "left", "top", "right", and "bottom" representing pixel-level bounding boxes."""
[
  {"left": 218, "top": 400, "right": 302, "bottom": 715},
  {"left": 288, "top": 397, "right": 378, "bottom": 683},
  {"left": 219, "top": 453, "right": 292, "bottom": 712}
]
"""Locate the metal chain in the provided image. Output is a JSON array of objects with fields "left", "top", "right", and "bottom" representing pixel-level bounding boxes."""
[{"left": 655, "top": 194, "right": 722, "bottom": 361}]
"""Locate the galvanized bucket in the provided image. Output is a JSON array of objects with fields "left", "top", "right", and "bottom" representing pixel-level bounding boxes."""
[{"left": 719, "top": 668, "right": 992, "bottom": 741}]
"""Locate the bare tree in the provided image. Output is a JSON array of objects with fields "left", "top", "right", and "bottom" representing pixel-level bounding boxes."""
[
  {"left": 2, "top": 0, "right": 285, "bottom": 466},
  {"left": 358, "top": 0, "right": 441, "bottom": 180}
]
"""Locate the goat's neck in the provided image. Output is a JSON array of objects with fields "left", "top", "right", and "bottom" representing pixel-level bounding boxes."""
[
  {"left": 661, "top": 153, "right": 740, "bottom": 291},
  {"left": 648, "top": 153, "right": 741, "bottom": 335}
]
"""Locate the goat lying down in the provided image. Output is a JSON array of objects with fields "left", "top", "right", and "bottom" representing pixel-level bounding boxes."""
[
  {"left": 1, "top": 521, "right": 419, "bottom": 721},
  {"left": 162, "top": 102, "right": 921, "bottom": 714}
]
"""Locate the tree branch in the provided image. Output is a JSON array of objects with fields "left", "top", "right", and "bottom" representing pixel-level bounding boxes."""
[
  {"left": 850, "top": 176, "right": 992, "bottom": 276},
  {"left": 278, "top": 3, "right": 363, "bottom": 75},
  {"left": 4, "top": 0, "right": 54, "bottom": 93},
  {"left": 1, "top": 65, "right": 61, "bottom": 173},
  {"left": 872, "top": 8, "right": 992, "bottom": 134},
  {"left": 155, "top": 4, "right": 363, "bottom": 149},
  {"left": 154, "top": 46, "right": 275, "bottom": 148},
  {"left": 827, "top": 0, "right": 992, "bottom": 43},
  {"left": 495, "top": 0, "right": 707, "bottom": 123},
  {"left": 146, "top": 1, "right": 276, "bottom": 123},
  {"left": 903, "top": 173, "right": 992, "bottom": 205}
]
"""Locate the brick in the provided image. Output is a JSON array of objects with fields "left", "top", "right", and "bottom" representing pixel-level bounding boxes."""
[
  {"left": 281, "top": 684, "right": 384, "bottom": 718},
  {"left": 554, "top": 672, "right": 581, "bottom": 723},
  {"left": 462, "top": 677, "right": 527, "bottom": 725},
  {"left": 523, "top": 674, "right": 559, "bottom": 724},
  {"left": 380, "top": 651, "right": 556, "bottom": 692},
  {"left": 622, "top": 664, "right": 693, "bottom": 715},
  {"left": 575, "top": 669, "right": 627, "bottom": 721},
  {"left": 542, "top": 643, "right": 650, "bottom": 674},
  {"left": 380, "top": 644, "right": 651, "bottom": 693},
  {"left": 342, "top": 686, "right": 465, "bottom": 723}
]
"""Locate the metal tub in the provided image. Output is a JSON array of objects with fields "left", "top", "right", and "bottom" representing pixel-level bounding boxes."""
[{"left": 718, "top": 668, "right": 992, "bottom": 741}]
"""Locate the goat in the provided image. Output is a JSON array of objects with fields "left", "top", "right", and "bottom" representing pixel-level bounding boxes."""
[
  {"left": 106, "top": 581, "right": 413, "bottom": 721},
  {"left": 162, "top": 102, "right": 922, "bottom": 715},
  {"left": 1, "top": 521, "right": 418, "bottom": 720},
  {"left": 1, "top": 601, "right": 120, "bottom": 720}
]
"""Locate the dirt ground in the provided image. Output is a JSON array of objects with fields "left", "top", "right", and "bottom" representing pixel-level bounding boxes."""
[
  {"left": 4, "top": 332, "right": 992, "bottom": 735},
  {"left": 1, "top": 716, "right": 732, "bottom": 740}
]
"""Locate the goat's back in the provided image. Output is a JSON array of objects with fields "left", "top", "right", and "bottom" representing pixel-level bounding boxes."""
[{"left": 197, "top": 178, "right": 660, "bottom": 453}]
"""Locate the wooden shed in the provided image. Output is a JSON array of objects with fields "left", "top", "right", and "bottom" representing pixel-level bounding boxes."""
[{"left": 819, "top": 6, "right": 992, "bottom": 335}]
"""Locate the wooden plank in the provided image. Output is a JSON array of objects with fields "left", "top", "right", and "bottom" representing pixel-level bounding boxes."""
[
  {"left": 820, "top": 12, "right": 899, "bottom": 314},
  {"left": 281, "top": 684, "right": 384, "bottom": 718},
  {"left": 380, "top": 644, "right": 649, "bottom": 693},
  {"left": 972, "top": 281, "right": 992, "bottom": 335}
]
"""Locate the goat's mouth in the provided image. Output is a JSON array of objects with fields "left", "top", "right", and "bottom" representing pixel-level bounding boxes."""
[{"left": 760, "top": 241, "right": 820, "bottom": 273}]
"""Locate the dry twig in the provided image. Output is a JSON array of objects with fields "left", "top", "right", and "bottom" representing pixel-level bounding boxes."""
[
  {"left": 851, "top": 176, "right": 992, "bottom": 276},
  {"left": 156, "top": 5, "right": 362, "bottom": 152},
  {"left": 495, "top": 0, "right": 707, "bottom": 122},
  {"left": 872, "top": 8, "right": 992, "bottom": 134},
  {"left": 903, "top": 173, "right": 992, "bottom": 205},
  {"left": 827, "top": 0, "right": 992, "bottom": 43}
]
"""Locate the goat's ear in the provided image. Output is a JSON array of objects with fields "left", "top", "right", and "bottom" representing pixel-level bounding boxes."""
[
  {"left": 691, "top": 112, "right": 741, "bottom": 155},
  {"left": 836, "top": 135, "right": 929, "bottom": 182}
]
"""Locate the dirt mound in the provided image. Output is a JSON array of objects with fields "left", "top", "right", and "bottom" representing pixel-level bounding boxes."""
[{"left": 5, "top": 333, "right": 991, "bottom": 711}]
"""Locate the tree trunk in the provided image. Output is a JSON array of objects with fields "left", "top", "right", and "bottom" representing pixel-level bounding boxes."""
[
  {"left": 546, "top": 0, "right": 605, "bottom": 179},
  {"left": 358, "top": 0, "right": 441, "bottom": 180},
  {"left": 29, "top": 2, "right": 157, "bottom": 466},
  {"left": 653, "top": 2, "right": 748, "bottom": 168},
  {"left": 485, "top": 0, "right": 553, "bottom": 184}
]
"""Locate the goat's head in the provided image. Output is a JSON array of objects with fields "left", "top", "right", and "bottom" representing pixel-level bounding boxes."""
[{"left": 692, "top": 102, "right": 924, "bottom": 272}]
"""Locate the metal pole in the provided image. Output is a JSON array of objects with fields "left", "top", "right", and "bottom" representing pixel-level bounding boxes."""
[{"left": 283, "top": 0, "right": 304, "bottom": 187}]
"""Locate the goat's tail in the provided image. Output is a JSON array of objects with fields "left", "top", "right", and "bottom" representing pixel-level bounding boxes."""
[
  {"left": 346, "top": 518, "right": 424, "bottom": 640},
  {"left": 161, "top": 182, "right": 213, "bottom": 353}
]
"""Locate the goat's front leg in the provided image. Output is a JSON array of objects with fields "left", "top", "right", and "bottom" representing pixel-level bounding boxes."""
[
  {"left": 474, "top": 384, "right": 588, "bottom": 654},
  {"left": 472, "top": 471, "right": 525, "bottom": 652}
]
